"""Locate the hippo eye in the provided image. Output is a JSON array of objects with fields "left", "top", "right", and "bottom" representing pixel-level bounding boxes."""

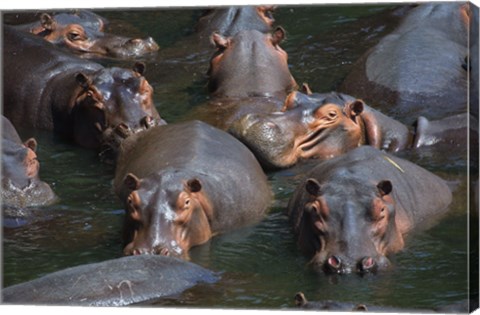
[
  {"left": 184, "top": 199, "right": 191, "bottom": 209},
  {"left": 327, "top": 111, "right": 337, "bottom": 119},
  {"left": 68, "top": 32, "right": 81, "bottom": 41}
]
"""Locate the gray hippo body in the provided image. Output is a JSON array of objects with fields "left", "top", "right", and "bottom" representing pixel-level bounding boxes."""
[
  {"left": 114, "top": 120, "right": 271, "bottom": 258},
  {"left": 340, "top": 3, "right": 469, "bottom": 122},
  {"left": 2, "top": 255, "right": 219, "bottom": 306},
  {"left": 288, "top": 146, "right": 452, "bottom": 274},
  {"left": 2, "top": 116, "right": 57, "bottom": 210}
]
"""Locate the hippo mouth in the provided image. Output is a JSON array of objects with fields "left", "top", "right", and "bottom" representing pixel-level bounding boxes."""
[{"left": 294, "top": 126, "right": 330, "bottom": 158}]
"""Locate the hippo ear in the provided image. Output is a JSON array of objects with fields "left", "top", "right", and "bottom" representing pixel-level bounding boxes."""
[
  {"left": 271, "top": 26, "right": 286, "bottom": 45},
  {"left": 347, "top": 100, "right": 364, "bottom": 118},
  {"left": 211, "top": 32, "right": 229, "bottom": 49},
  {"left": 301, "top": 83, "right": 313, "bottom": 95},
  {"left": 24, "top": 138, "right": 38, "bottom": 152},
  {"left": 75, "top": 73, "right": 92, "bottom": 90},
  {"left": 40, "top": 13, "right": 56, "bottom": 31},
  {"left": 133, "top": 62, "right": 146, "bottom": 76},
  {"left": 305, "top": 178, "right": 322, "bottom": 196},
  {"left": 377, "top": 180, "right": 392, "bottom": 196},
  {"left": 187, "top": 178, "right": 202, "bottom": 193},
  {"left": 124, "top": 173, "right": 141, "bottom": 191},
  {"left": 354, "top": 304, "right": 368, "bottom": 312},
  {"left": 294, "top": 292, "right": 308, "bottom": 307}
]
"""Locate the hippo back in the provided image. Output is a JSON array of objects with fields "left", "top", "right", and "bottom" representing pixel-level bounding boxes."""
[{"left": 114, "top": 120, "right": 271, "bottom": 231}]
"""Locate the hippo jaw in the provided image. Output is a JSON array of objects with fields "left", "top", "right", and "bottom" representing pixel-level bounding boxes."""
[
  {"left": 2, "top": 177, "right": 57, "bottom": 209},
  {"left": 121, "top": 173, "right": 213, "bottom": 259},
  {"left": 298, "top": 178, "right": 403, "bottom": 274}
]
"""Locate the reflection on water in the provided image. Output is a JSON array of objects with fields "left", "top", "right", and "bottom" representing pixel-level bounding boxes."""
[{"left": 2, "top": 4, "right": 472, "bottom": 311}]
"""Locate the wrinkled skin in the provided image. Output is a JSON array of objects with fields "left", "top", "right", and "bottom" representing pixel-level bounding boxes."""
[
  {"left": 3, "top": 27, "right": 164, "bottom": 150},
  {"left": 113, "top": 121, "right": 271, "bottom": 258},
  {"left": 288, "top": 146, "right": 452, "bottom": 274},
  {"left": 13, "top": 10, "right": 159, "bottom": 59},
  {"left": 339, "top": 3, "right": 469, "bottom": 122},
  {"left": 208, "top": 27, "right": 297, "bottom": 98},
  {"left": 230, "top": 89, "right": 476, "bottom": 169},
  {"left": 2, "top": 116, "right": 57, "bottom": 209},
  {"left": 196, "top": 6, "right": 275, "bottom": 40}
]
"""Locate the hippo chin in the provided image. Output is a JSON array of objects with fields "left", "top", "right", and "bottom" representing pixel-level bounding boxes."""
[
  {"left": 114, "top": 121, "right": 271, "bottom": 258},
  {"left": 13, "top": 10, "right": 159, "bottom": 59},
  {"left": 229, "top": 89, "right": 476, "bottom": 169},
  {"left": 3, "top": 26, "right": 164, "bottom": 151},
  {"left": 288, "top": 146, "right": 452, "bottom": 274},
  {"left": 2, "top": 116, "right": 57, "bottom": 209}
]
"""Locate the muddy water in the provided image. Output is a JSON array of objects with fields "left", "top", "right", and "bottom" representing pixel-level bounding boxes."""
[{"left": 2, "top": 4, "right": 475, "bottom": 311}]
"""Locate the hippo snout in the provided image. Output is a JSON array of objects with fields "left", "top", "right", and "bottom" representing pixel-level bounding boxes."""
[{"left": 323, "top": 255, "right": 386, "bottom": 274}]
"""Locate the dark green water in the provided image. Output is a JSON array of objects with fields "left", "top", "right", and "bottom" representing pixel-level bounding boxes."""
[{"left": 2, "top": 4, "right": 473, "bottom": 311}]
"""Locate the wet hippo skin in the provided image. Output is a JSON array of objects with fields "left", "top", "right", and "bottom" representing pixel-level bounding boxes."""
[
  {"left": 229, "top": 90, "right": 476, "bottom": 169},
  {"left": 114, "top": 120, "right": 272, "bottom": 258},
  {"left": 182, "top": 27, "right": 298, "bottom": 130},
  {"left": 3, "top": 26, "right": 163, "bottom": 150},
  {"left": 288, "top": 146, "right": 452, "bottom": 274},
  {"left": 11, "top": 10, "right": 159, "bottom": 59},
  {"left": 2, "top": 255, "right": 219, "bottom": 306},
  {"left": 339, "top": 3, "right": 469, "bottom": 122},
  {"left": 1, "top": 116, "right": 57, "bottom": 210}
]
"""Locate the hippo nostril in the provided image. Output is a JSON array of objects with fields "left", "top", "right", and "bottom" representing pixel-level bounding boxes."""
[
  {"left": 359, "top": 257, "right": 377, "bottom": 273},
  {"left": 325, "top": 255, "right": 342, "bottom": 273}
]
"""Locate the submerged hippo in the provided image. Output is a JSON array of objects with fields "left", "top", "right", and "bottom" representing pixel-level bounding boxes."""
[
  {"left": 294, "top": 292, "right": 470, "bottom": 313},
  {"left": 3, "top": 26, "right": 164, "bottom": 150},
  {"left": 2, "top": 116, "right": 57, "bottom": 210},
  {"left": 2, "top": 255, "right": 219, "bottom": 306},
  {"left": 12, "top": 10, "right": 159, "bottom": 59},
  {"left": 288, "top": 146, "right": 452, "bottom": 274},
  {"left": 339, "top": 3, "right": 469, "bottom": 121},
  {"left": 183, "top": 27, "right": 298, "bottom": 130},
  {"left": 230, "top": 90, "right": 476, "bottom": 169},
  {"left": 113, "top": 120, "right": 271, "bottom": 258}
]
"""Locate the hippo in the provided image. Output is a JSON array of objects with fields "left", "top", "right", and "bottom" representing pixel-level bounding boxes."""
[
  {"left": 2, "top": 116, "right": 57, "bottom": 210},
  {"left": 294, "top": 292, "right": 470, "bottom": 313},
  {"left": 113, "top": 120, "right": 271, "bottom": 258},
  {"left": 2, "top": 255, "right": 219, "bottom": 306},
  {"left": 3, "top": 26, "right": 164, "bottom": 150},
  {"left": 196, "top": 6, "right": 275, "bottom": 40},
  {"left": 182, "top": 27, "right": 298, "bottom": 130},
  {"left": 288, "top": 146, "right": 452, "bottom": 274},
  {"left": 339, "top": 3, "right": 469, "bottom": 122},
  {"left": 229, "top": 89, "right": 476, "bottom": 169},
  {"left": 12, "top": 10, "right": 159, "bottom": 59}
]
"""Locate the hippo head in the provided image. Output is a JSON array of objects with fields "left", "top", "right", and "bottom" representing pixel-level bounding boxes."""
[
  {"left": 121, "top": 171, "right": 213, "bottom": 258},
  {"left": 197, "top": 6, "right": 276, "bottom": 37},
  {"left": 229, "top": 90, "right": 366, "bottom": 169},
  {"left": 1, "top": 137, "right": 57, "bottom": 209},
  {"left": 32, "top": 12, "right": 159, "bottom": 58},
  {"left": 294, "top": 177, "right": 404, "bottom": 274},
  {"left": 71, "top": 62, "right": 164, "bottom": 150},
  {"left": 208, "top": 27, "right": 297, "bottom": 98}
]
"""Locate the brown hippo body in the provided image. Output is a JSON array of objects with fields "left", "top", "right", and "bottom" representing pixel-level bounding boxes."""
[
  {"left": 3, "top": 26, "right": 163, "bottom": 150},
  {"left": 2, "top": 116, "right": 57, "bottom": 210},
  {"left": 230, "top": 90, "right": 475, "bottom": 169},
  {"left": 114, "top": 120, "right": 271, "bottom": 258},
  {"left": 183, "top": 27, "right": 297, "bottom": 130},
  {"left": 288, "top": 146, "right": 452, "bottom": 274},
  {"left": 339, "top": 3, "right": 469, "bottom": 122},
  {"left": 11, "top": 10, "right": 159, "bottom": 59}
]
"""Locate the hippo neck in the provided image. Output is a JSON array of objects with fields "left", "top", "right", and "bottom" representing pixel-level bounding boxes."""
[{"left": 360, "top": 105, "right": 414, "bottom": 151}]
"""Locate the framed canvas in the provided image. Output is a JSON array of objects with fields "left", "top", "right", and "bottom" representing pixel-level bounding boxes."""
[{"left": 1, "top": 0, "right": 478, "bottom": 313}]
